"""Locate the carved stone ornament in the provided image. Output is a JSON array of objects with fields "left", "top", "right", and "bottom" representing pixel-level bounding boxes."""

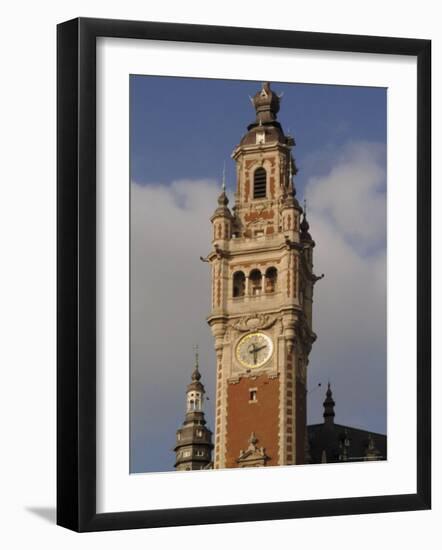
[
  {"left": 230, "top": 313, "right": 279, "bottom": 332},
  {"left": 237, "top": 432, "right": 269, "bottom": 466}
]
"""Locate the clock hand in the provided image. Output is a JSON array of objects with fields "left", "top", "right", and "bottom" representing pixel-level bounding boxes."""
[
  {"left": 254, "top": 344, "right": 267, "bottom": 353},
  {"left": 247, "top": 343, "right": 259, "bottom": 364}
]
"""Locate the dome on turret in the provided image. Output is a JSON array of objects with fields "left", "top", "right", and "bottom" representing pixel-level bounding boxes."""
[
  {"left": 238, "top": 82, "right": 294, "bottom": 147},
  {"left": 252, "top": 82, "right": 280, "bottom": 123},
  {"left": 191, "top": 364, "right": 201, "bottom": 382},
  {"left": 187, "top": 348, "right": 204, "bottom": 392}
]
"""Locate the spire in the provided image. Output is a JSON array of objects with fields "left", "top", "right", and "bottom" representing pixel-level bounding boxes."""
[
  {"left": 251, "top": 82, "right": 281, "bottom": 125},
  {"left": 241, "top": 82, "right": 291, "bottom": 146},
  {"left": 174, "top": 350, "right": 214, "bottom": 470},
  {"left": 191, "top": 344, "right": 201, "bottom": 382},
  {"left": 287, "top": 154, "right": 298, "bottom": 198},
  {"left": 323, "top": 382, "right": 335, "bottom": 424},
  {"left": 214, "top": 163, "right": 230, "bottom": 210},
  {"left": 300, "top": 199, "right": 312, "bottom": 241}
]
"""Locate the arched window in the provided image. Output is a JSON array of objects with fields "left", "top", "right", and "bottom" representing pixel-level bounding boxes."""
[
  {"left": 265, "top": 267, "right": 278, "bottom": 293},
  {"left": 249, "top": 269, "right": 262, "bottom": 296},
  {"left": 253, "top": 167, "right": 267, "bottom": 199},
  {"left": 233, "top": 271, "right": 246, "bottom": 297}
]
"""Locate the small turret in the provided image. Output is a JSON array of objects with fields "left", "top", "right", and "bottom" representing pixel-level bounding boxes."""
[
  {"left": 300, "top": 200, "right": 313, "bottom": 243},
  {"left": 174, "top": 347, "right": 213, "bottom": 471},
  {"left": 323, "top": 383, "right": 335, "bottom": 425},
  {"left": 281, "top": 153, "right": 301, "bottom": 237},
  {"left": 210, "top": 166, "right": 233, "bottom": 244}
]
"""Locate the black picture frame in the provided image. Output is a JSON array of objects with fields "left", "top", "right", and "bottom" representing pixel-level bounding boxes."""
[{"left": 57, "top": 17, "right": 431, "bottom": 532}]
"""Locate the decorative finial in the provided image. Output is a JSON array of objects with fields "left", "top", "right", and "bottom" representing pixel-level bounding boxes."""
[
  {"left": 194, "top": 344, "right": 199, "bottom": 369},
  {"left": 300, "top": 198, "right": 311, "bottom": 237},
  {"left": 191, "top": 345, "right": 202, "bottom": 382},
  {"left": 251, "top": 81, "right": 280, "bottom": 124},
  {"left": 323, "top": 381, "right": 335, "bottom": 424},
  {"left": 216, "top": 165, "right": 229, "bottom": 209},
  {"left": 261, "top": 82, "right": 269, "bottom": 96}
]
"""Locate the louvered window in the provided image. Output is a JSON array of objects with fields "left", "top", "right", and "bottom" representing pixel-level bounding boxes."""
[{"left": 253, "top": 168, "right": 267, "bottom": 199}]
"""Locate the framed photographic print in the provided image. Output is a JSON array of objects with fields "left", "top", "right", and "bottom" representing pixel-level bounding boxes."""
[{"left": 57, "top": 17, "right": 431, "bottom": 532}]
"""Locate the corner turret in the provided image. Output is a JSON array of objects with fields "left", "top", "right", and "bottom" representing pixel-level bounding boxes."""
[{"left": 174, "top": 348, "right": 213, "bottom": 471}]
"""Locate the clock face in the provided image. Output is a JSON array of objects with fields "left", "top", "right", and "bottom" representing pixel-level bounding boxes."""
[{"left": 235, "top": 332, "right": 273, "bottom": 369}]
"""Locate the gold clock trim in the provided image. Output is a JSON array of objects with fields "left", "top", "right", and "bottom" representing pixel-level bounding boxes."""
[{"left": 235, "top": 331, "right": 273, "bottom": 369}]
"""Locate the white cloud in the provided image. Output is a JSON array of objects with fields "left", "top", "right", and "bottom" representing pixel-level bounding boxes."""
[
  {"left": 305, "top": 142, "right": 386, "bottom": 429},
  {"left": 130, "top": 179, "right": 219, "bottom": 472},
  {"left": 306, "top": 141, "right": 386, "bottom": 253}
]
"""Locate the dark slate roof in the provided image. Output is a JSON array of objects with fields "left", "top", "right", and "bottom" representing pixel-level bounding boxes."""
[
  {"left": 239, "top": 123, "right": 287, "bottom": 146},
  {"left": 307, "top": 423, "right": 387, "bottom": 464}
]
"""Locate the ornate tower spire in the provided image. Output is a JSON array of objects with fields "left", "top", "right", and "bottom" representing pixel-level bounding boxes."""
[
  {"left": 174, "top": 349, "right": 213, "bottom": 471},
  {"left": 323, "top": 382, "right": 336, "bottom": 425},
  {"left": 251, "top": 82, "right": 281, "bottom": 125}
]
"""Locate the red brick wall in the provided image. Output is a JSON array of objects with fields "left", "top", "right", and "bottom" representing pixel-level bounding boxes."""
[{"left": 225, "top": 375, "right": 280, "bottom": 467}]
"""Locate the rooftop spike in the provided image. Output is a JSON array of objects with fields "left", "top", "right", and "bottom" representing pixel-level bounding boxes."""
[
  {"left": 300, "top": 198, "right": 312, "bottom": 239},
  {"left": 194, "top": 344, "right": 199, "bottom": 368},
  {"left": 251, "top": 81, "right": 280, "bottom": 124},
  {"left": 323, "top": 382, "right": 335, "bottom": 424},
  {"left": 191, "top": 344, "right": 201, "bottom": 382}
]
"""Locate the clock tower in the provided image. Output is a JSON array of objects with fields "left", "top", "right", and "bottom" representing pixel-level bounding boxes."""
[{"left": 207, "top": 82, "right": 322, "bottom": 469}]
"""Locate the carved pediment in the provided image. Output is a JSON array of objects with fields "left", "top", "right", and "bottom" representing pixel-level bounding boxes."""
[
  {"left": 231, "top": 313, "right": 279, "bottom": 333},
  {"left": 237, "top": 432, "right": 269, "bottom": 467}
]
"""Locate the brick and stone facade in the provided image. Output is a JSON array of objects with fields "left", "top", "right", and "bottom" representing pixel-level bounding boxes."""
[{"left": 206, "top": 83, "right": 322, "bottom": 469}]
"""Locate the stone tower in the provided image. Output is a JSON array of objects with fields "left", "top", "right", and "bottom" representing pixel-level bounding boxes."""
[
  {"left": 207, "top": 82, "right": 322, "bottom": 469},
  {"left": 174, "top": 350, "right": 213, "bottom": 471}
]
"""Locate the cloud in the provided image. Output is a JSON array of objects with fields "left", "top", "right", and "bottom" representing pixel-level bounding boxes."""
[
  {"left": 305, "top": 141, "right": 386, "bottom": 430},
  {"left": 130, "top": 141, "right": 387, "bottom": 472},
  {"left": 306, "top": 141, "right": 386, "bottom": 254},
  {"left": 130, "top": 179, "right": 219, "bottom": 473}
]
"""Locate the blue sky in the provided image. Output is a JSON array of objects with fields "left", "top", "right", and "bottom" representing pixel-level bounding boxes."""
[
  {"left": 131, "top": 76, "right": 386, "bottom": 198},
  {"left": 130, "top": 75, "right": 387, "bottom": 474}
]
